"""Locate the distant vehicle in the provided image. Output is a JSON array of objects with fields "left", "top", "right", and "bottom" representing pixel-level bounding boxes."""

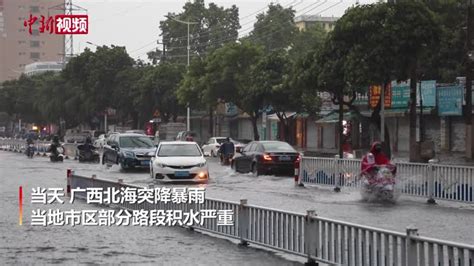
[
  {"left": 102, "top": 133, "right": 156, "bottom": 171},
  {"left": 158, "top": 122, "right": 186, "bottom": 142},
  {"left": 150, "top": 141, "right": 208, "bottom": 183},
  {"left": 176, "top": 131, "right": 200, "bottom": 143},
  {"left": 232, "top": 141, "right": 300, "bottom": 176},
  {"left": 202, "top": 137, "right": 227, "bottom": 157},
  {"left": 232, "top": 139, "right": 251, "bottom": 154},
  {"left": 64, "top": 133, "right": 89, "bottom": 144}
]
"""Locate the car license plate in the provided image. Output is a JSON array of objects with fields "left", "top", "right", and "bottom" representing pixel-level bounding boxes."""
[
  {"left": 141, "top": 160, "right": 150, "bottom": 166},
  {"left": 279, "top": 156, "right": 291, "bottom": 161},
  {"left": 175, "top": 171, "right": 189, "bottom": 177}
]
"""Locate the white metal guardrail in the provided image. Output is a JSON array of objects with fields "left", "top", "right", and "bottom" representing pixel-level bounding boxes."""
[
  {"left": 299, "top": 157, "right": 474, "bottom": 203},
  {"left": 68, "top": 171, "right": 474, "bottom": 265},
  {"left": 0, "top": 137, "right": 78, "bottom": 159}
]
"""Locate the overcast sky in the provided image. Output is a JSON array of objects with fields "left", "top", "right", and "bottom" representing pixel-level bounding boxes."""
[{"left": 74, "top": 0, "right": 378, "bottom": 60}]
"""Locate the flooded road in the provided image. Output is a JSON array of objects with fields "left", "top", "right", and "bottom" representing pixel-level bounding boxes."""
[{"left": 0, "top": 152, "right": 301, "bottom": 265}]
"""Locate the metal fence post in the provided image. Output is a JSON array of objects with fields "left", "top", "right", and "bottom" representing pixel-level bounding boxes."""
[
  {"left": 427, "top": 159, "right": 438, "bottom": 204},
  {"left": 297, "top": 157, "right": 305, "bottom": 187},
  {"left": 406, "top": 227, "right": 419, "bottom": 266},
  {"left": 334, "top": 156, "right": 341, "bottom": 192},
  {"left": 304, "top": 210, "right": 319, "bottom": 266},
  {"left": 238, "top": 199, "right": 249, "bottom": 246}
]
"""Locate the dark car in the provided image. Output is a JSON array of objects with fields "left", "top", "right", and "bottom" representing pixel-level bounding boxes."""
[
  {"left": 232, "top": 141, "right": 300, "bottom": 176},
  {"left": 102, "top": 133, "right": 156, "bottom": 171}
]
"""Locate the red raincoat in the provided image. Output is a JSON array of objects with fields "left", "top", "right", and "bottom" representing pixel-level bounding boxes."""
[{"left": 361, "top": 142, "right": 390, "bottom": 175}]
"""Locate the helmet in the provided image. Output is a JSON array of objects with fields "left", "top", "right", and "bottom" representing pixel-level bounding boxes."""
[
  {"left": 226, "top": 137, "right": 230, "bottom": 142},
  {"left": 374, "top": 143, "right": 382, "bottom": 153}
]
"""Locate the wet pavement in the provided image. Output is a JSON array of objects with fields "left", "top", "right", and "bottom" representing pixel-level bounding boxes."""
[{"left": 0, "top": 152, "right": 301, "bottom": 265}]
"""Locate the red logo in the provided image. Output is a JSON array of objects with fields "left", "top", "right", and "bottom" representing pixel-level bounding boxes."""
[{"left": 23, "top": 14, "right": 88, "bottom": 35}]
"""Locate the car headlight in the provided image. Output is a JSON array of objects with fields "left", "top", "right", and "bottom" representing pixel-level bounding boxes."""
[
  {"left": 123, "top": 151, "right": 135, "bottom": 158},
  {"left": 198, "top": 161, "right": 207, "bottom": 167}
]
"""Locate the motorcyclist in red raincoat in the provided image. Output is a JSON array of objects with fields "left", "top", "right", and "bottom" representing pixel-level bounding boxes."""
[{"left": 361, "top": 142, "right": 395, "bottom": 180}]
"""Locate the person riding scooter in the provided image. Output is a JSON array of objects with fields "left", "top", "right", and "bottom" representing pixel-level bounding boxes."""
[
  {"left": 48, "top": 135, "right": 63, "bottom": 162},
  {"left": 77, "top": 137, "right": 99, "bottom": 162},
  {"left": 361, "top": 142, "right": 396, "bottom": 182},
  {"left": 25, "top": 134, "right": 35, "bottom": 158},
  {"left": 219, "top": 137, "right": 235, "bottom": 165}
]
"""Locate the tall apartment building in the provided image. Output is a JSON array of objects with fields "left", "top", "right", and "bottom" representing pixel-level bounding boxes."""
[{"left": 0, "top": 0, "right": 65, "bottom": 82}]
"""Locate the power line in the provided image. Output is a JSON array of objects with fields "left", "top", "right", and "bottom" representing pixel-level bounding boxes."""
[{"left": 134, "top": 0, "right": 344, "bottom": 60}]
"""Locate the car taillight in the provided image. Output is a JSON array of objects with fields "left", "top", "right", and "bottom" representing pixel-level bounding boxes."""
[{"left": 263, "top": 153, "right": 272, "bottom": 161}]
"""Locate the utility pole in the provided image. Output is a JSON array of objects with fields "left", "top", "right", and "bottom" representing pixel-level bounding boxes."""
[
  {"left": 170, "top": 16, "right": 198, "bottom": 132},
  {"left": 466, "top": 0, "right": 474, "bottom": 159}
]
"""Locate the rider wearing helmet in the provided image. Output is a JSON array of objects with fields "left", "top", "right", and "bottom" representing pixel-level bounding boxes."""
[
  {"left": 218, "top": 137, "right": 235, "bottom": 163},
  {"left": 361, "top": 141, "right": 394, "bottom": 177},
  {"left": 48, "top": 135, "right": 61, "bottom": 155}
]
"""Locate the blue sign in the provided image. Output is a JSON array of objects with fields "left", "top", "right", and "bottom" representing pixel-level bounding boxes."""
[
  {"left": 437, "top": 86, "right": 463, "bottom": 116},
  {"left": 225, "top": 103, "right": 238, "bottom": 116},
  {"left": 417, "top": 80, "right": 436, "bottom": 107}
]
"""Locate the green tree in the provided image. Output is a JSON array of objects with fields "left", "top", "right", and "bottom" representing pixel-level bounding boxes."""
[
  {"left": 159, "top": 0, "right": 240, "bottom": 64},
  {"left": 248, "top": 3, "right": 297, "bottom": 52},
  {"left": 317, "top": 2, "right": 439, "bottom": 160}
]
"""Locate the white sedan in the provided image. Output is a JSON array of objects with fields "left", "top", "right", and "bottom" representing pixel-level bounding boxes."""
[
  {"left": 201, "top": 137, "right": 227, "bottom": 157},
  {"left": 150, "top": 141, "right": 209, "bottom": 183}
]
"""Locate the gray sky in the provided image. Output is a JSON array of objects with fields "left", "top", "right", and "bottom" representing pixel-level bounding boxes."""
[{"left": 74, "top": 0, "right": 377, "bottom": 60}]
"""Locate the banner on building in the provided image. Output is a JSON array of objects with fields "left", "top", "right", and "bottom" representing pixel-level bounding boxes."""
[
  {"left": 417, "top": 80, "right": 436, "bottom": 107},
  {"left": 437, "top": 86, "right": 463, "bottom": 116},
  {"left": 369, "top": 84, "right": 391, "bottom": 109},
  {"left": 391, "top": 80, "right": 410, "bottom": 108}
]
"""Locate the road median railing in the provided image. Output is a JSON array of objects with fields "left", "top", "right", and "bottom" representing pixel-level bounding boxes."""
[
  {"left": 0, "top": 137, "right": 78, "bottom": 159},
  {"left": 67, "top": 170, "right": 474, "bottom": 266},
  {"left": 299, "top": 157, "right": 474, "bottom": 204}
]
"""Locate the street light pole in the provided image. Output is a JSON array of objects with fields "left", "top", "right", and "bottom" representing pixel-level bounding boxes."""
[{"left": 170, "top": 16, "right": 198, "bottom": 132}]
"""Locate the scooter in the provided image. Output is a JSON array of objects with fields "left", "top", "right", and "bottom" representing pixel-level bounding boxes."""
[
  {"left": 25, "top": 144, "right": 35, "bottom": 158},
  {"left": 360, "top": 164, "right": 398, "bottom": 202},
  {"left": 49, "top": 145, "right": 64, "bottom": 162}
]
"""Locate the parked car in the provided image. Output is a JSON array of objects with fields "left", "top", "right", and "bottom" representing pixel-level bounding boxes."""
[
  {"left": 102, "top": 133, "right": 156, "bottom": 171},
  {"left": 202, "top": 137, "right": 227, "bottom": 157},
  {"left": 150, "top": 141, "right": 209, "bottom": 183},
  {"left": 232, "top": 141, "right": 300, "bottom": 176}
]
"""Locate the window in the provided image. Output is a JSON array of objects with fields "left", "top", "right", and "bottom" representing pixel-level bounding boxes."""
[
  {"left": 30, "top": 40, "right": 39, "bottom": 47},
  {"left": 30, "top": 52, "right": 40, "bottom": 59},
  {"left": 31, "top": 29, "right": 39, "bottom": 36},
  {"left": 30, "top": 6, "right": 39, "bottom": 13},
  {"left": 158, "top": 144, "right": 201, "bottom": 157},
  {"left": 120, "top": 136, "right": 154, "bottom": 148},
  {"left": 18, "top": 40, "right": 26, "bottom": 44}
]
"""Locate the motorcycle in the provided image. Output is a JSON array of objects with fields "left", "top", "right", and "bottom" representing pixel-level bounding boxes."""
[
  {"left": 26, "top": 144, "right": 35, "bottom": 158},
  {"left": 360, "top": 164, "right": 398, "bottom": 202},
  {"left": 49, "top": 145, "right": 64, "bottom": 162},
  {"left": 77, "top": 145, "right": 100, "bottom": 163}
]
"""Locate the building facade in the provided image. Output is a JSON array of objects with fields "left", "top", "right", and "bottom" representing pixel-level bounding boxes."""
[
  {"left": 23, "top": 61, "right": 64, "bottom": 76},
  {"left": 0, "top": 0, "right": 65, "bottom": 82},
  {"left": 294, "top": 15, "right": 339, "bottom": 31}
]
